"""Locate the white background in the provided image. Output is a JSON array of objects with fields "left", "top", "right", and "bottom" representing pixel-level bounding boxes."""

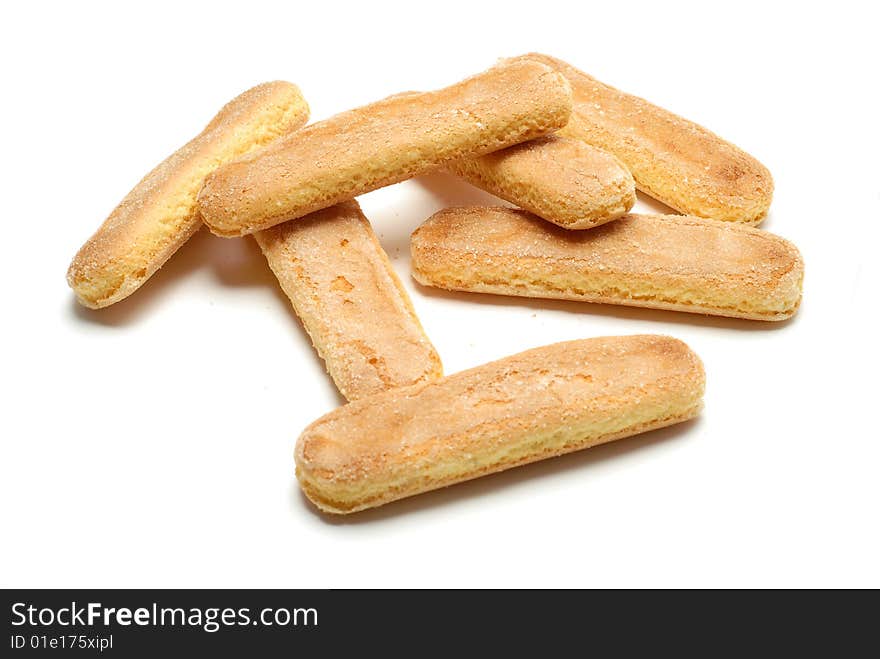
[{"left": 2, "top": 1, "right": 878, "bottom": 588}]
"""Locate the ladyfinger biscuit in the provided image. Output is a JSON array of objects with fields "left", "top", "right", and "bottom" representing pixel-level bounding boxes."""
[
  {"left": 512, "top": 53, "right": 773, "bottom": 225},
  {"left": 67, "top": 82, "right": 309, "bottom": 308},
  {"left": 411, "top": 207, "right": 803, "bottom": 321},
  {"left": 198, "top": 60, "right": 573, "bottom": 237},
  {"left": 255, "top": 201, "right": 442, "bottom": 401},
  {"left": 296, "top": 335, "right": 705, "bottom": 514},
  {"left": 446, "top": 135, "right": 635, "bottom": 229}
]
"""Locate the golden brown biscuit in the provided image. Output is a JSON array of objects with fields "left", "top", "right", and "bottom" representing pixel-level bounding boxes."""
[
  {"left": 446, "top": 135, "right": 635, "bottom": 229},
  {"left": 296, "top": 335, "right": 705, "bottom": 514},
  {"left": 411, "top": 207, "right": 803, "bottom": 321},
  {"left": 67, "top": 82, "right": 309, "bottom": 308},
  {"left": 512, "top": 53, "right": 773, "bottom": 224},
  {"left": 198, "top": 60, "right": 573, "bottom": 237},
  {"left": 255, "top": 201, "right": 442, "bottom": 401}
]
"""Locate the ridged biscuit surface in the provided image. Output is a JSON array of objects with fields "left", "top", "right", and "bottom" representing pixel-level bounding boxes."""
[
  {"left": 67, "top": 82, "right": 309, "bottom": 308},
  {"left": 513, "top": 53, "right": 773, "bottom": 224},
  {"left": 447, "top": 135, "right": 635, "bottom": 229},
  {"left": 255, "top": 201, "right": 442, "bottom": 401},
  {"left": 296, "top": 335, "right": 705, "bottom": 514},
  {"left": 199, "top": 60, "right": 573, "bottom": 236},
  {"left": 411, "top": 207, "right": 803, "bottom": 320}
]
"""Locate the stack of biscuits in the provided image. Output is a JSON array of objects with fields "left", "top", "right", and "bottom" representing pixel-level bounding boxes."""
[{"left": 68, "top": 54, "right": 803, "bottom": 514}]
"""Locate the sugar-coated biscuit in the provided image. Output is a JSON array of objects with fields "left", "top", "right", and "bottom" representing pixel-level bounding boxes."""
[
  {"left": 255, "top": 201, "right": 442, "bottom": 401},
  {"left": 411, "top": 207, "right": 803, "bottom": 321},
  {"left": 296, "top": 335, "right": 705, "bottom": 514},
  {"left": 446, "top": 135, "right": 635, "bottom": 229},
  {"left": 198, "top": 60, "right": 573, "bottom": 237},
  {"left": 511, "top": 53, "right": 773, "bottom": 225},
  {"left": 67, "top": 82, "right": 309, "bottom": 308}
]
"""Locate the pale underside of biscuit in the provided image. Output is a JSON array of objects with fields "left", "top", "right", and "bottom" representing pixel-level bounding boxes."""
[
  {"left": 512, "top": 53, "right": 773, "bottom": 225},
  {"left": 411, "top": 207, "right": 803, "bottom": 321},
  {"left": 255, "top": 201, "right": 442, "bottom": 401},
  {"left": 198, "top": 59, "right": 573, "bottom": 237},
  {"left": 296, "top": 335, "right": 705, "bottom": 514},
  {"left": 446, "top": 135, "right": 635, "bottom": 229},
  {"left": 67, "top": 81, "right": 310, "bottom": 308}
]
